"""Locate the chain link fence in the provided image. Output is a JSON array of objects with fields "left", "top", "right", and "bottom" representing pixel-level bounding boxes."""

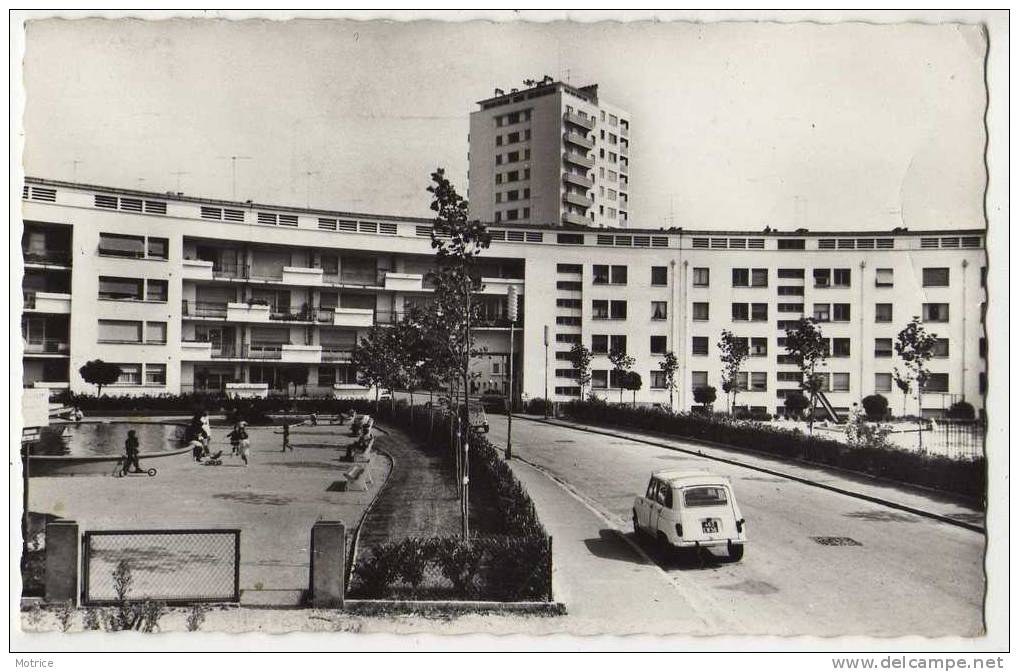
[{"left": 82, "top": 529, "right": 240, "bottom": 605}]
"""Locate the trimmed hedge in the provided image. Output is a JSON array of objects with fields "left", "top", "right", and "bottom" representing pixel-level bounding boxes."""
[
  {"left": 561, "top": 399, "right": 985, "bottom": 500},
  {"left": 349, "top": 402, "right": 552, "bottom": 601}
]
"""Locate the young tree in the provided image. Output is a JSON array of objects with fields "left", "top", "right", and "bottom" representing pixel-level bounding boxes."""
[
  {"left": 783, "top": 318, "right": 828, "bottom": 434},
  {"left": 623, "top": 371, "right": 643, "bottom": 407},
  {"left": 352, "top": 324, "right": 397, "bottom": 415},
  {"left": 893, "top": 373, "right": 911, "bottom": 416},
  {"left": 693, "top": 385, "right": 717, "bottom": 411},
  {"left": 566, "top": 343, "right": 593, "bottom": 399},
  {"left": 895, "top": 316, "right": 939, "bottom": 452},
  {"left": 659, "top": 351, "right": 680, "bottom": 411},
  {"left": 717, "top": 330, "right": 749, "bottom": 415},
  {"left": 426, "top": 167, "right": 491, "bottom": 539},
  {"left": 783, "top": 391, "right": 810, "bottom": 420},
  {"left": 608, "top": 347, "right": 635, "bottom": 404},
  {"left": 79, "top": 359, "right": 122, "bottom": 397},
  {"left": 279, "top": 366, "right": 309, "bottom": 398}
]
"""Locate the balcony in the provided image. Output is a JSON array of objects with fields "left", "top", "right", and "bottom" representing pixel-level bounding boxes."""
[
  {"left": 563, "top": 172, "right": 594, "bottom": 189},
  {"left": 24, "top": 291, "right": 71, "bottom": 314},
  {"left": 479, "top": 277, "right": 524, "bottom": 297},
  {"left": 23, "top": 338, "right": 70, "bottom": 356},
  {"left": 225, "top": 382, "right": 269, "bottom": 399},
  {"left": 620, "top": 124, "right": 629, "bottom": 138},
  {"left": 212, "top": 263, "right": 249, "bottom": 280},
  {"left": 182, "top": 300, "right": 228, "bottom": 319},
  {"left": 241, "top": 344, "right": 284, "bottom": 360},
  {"left": 563, "top": 111, "right": 595, "bottom": 131},
  {"left": 322, "top": 347, "right": 353, "bottom": 362},
  {"left": 227, "top": 302, "right": 272, "bottom": 323},
  {"left": 563, "top": 191, "right": 594, "bottom": 209},
  {"left": 338, "top": 270, "right": 384, "bottom": 287},
  {"left": 620, "top": 143, "right": 629, "bottom": 157},
  {"left": 282, "top": 266, "right": 324, "bottom": 286},
  {"left": 383, "top": 271, "right": 424, "bottom": 292},
  {"left": 333, "top": 307, "right": 375, "bottom": 328},
  {"left": 563, "top": 131, "right": 594, "bottom": 151},
  {"left": 561, "top": 211, "right": 590, "bottom": 226},
  {"left": 182, "top": 259, "right": 214, "bottom": 281},
  {"left": 181, "top": 341, "right": 213, "bottom": 360},
  {"left": 23, "top": 250, "right": 72, "bottom": 267},
  {"left": 281, "top": 344, "right": 322, "bottom": 363},
  {"left": 563, "top": 151, "right": 595, "bottom": 170}
]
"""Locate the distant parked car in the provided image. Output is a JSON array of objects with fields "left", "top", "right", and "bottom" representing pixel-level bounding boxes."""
[
  {"left": 468, "top": 401, "right": 489, "bottom": 433},
  {"left": 632, "top": 470, "right": 746, "bottom": 561}
]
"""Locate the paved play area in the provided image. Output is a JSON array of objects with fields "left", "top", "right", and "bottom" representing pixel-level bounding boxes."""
[{"left": 28, "top": 420, "right": 392, "bottom": 606}]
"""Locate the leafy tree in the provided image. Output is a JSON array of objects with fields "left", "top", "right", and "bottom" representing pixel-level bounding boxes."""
[
  {"left": 693, "top": 385, "right": 716, "bottom": 410},
  {"left": 426, "top": 167, "right": 491, "bottom": 539},
  {"left": 893, "top": 373, "right": 911, "bottom": 416},
  {"left": 352, "top": 324, "right": 398, "bottom": 415},
  {"left": 783, "top": 391, "right": 810, "bottom": 420},
  {"left": 566, "top": 343, "right": 593, "bottom": 399},
  {"left": 622, "top": 371, "right": 642, "bottom": 407},
  {"left": 783, "top": 318, "right": 828, "bottom": 434},
  {"left": 279, "top": 366, "right": 309, "bottom": 398},
  {"left": 947, "top": 400, "right": 976, "bottom": 420},
  {"left": 895, "top": 316, "right": 939, "bottom": 452},
  {"left": 79, "top": 359, "right": 122, "bottom": 397},
  {"left": 717, "top": 330, "right": 749, "bottom": 415},
  {"left": 659, "top": 351, "right": 680, "bottom": 411},
  {"left": 608, "top": 347, "right": 635, "bottom": 404},
  {"left": 861, "top": 394, "right": 889, "bottom": 421}
]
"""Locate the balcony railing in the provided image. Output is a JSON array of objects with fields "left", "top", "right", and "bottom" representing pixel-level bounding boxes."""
[
  {"left": 563, "top": 191, "right": 594, "bottom": 209},
  {"left": 23, "top": 250, "right": 72, "bottom": 266},
  {"left": 563, "top": 131, "right": 594, "bottom": 150},
  {"left": 563, "top": 111, "right": 595, "bottom": 131},
  {"left": 242, "top": 344, "right": 285, "bottom": 360},
  {"left": 561, "top": 211, "right": 590, "bottom": 226},
  {"left": 23, "top": 338, "right": 70, "bottom": 355},
  {"left": 563, "top": 172, "right": 594, "bottom": 189},
  {"left": 212, "top": 262, "right": 249, "bottom": 279},
  {"left": 321, "top": 348, "right": 354, "bottom": 362},
  {"left": 563, "top": 151, "right": 595, "bottom": 169},
  {"left": 182, "top": 300, "right": 229, "bottom": 318},
  {"left": 339, "top": 270, "right": 385, "bottom": 287}
]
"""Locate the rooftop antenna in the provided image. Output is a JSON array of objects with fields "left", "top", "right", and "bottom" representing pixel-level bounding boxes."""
[
  {"left": 216, "top": 155, "right": 253, "bottom": 200},
  {"left": 301, "top": 170, "right": 319, "bottom": 209},
  {"left": 70, "top": 159, "right": 84, "bottom": 182},
  {"left": 171, "top": 171, "right": 190, "bottom": 192}
]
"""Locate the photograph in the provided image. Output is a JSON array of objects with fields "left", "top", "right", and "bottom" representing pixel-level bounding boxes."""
[{"left": 10, "top": 9, "right": 1007, "bottom": 657}]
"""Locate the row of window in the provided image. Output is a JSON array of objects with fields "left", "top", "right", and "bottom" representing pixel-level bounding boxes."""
[
  {"left": 109, "top": 363, "right": 167, "bottom": 386},
  {"left": 494, "top": 188, "right": 531, "bottom": 204},
  {"left": 688, "top": 336, "right": 951, "bottom": 358},
  {"left": 494, "top": 168, "right": 530, "bottom": 185},
  {"left": 493, "top": 207, "right": 531, "bottom": 223},
  {"left": 494, "top": 148, "right": 531, "bottom": 165},
  {"left": 98, "top": 276, "right": 168, "bottom": 302},
  {"left": 98, "top": 233, "right": 168, "bottom": 260},
  {"left": 97, "top": 320, "right": 167, "bottom": 344},
  {"left": 494, "top": 109, "right": 532, "bottom": 127},
  {"left": 495, "top": 129, "right": 531, "bottom": 146}
]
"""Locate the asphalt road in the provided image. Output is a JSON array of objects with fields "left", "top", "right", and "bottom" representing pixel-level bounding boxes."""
[{"left": 485, "top": 415, "right": 985, "bottom": 637}]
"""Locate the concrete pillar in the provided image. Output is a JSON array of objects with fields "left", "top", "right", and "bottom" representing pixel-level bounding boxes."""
[
  {"left": 309, "top": 520, "right": 345, "bottom": 608},
  {"left": 44, "top": 520, "right": 79, "bottom": 605}
]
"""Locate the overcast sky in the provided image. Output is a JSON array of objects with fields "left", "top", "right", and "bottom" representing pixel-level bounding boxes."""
[{"left": 22, "top": 18, "right": 987, "bottom": 231}]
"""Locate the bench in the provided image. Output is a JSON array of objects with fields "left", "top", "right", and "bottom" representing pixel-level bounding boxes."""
[
  {"left": 338, "top": 462, "right": 372, "bottom": 492},
  {"left": 343, "top": 435, "right": 375, "bottom": 462}
]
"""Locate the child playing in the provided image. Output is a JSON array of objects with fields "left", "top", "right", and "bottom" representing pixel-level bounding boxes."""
[
  {"left": 237, "top": 421, "right": 251, "bottom": 466},
  {"left": 281, "top": 421, "right": 292, "bottom": 452}
]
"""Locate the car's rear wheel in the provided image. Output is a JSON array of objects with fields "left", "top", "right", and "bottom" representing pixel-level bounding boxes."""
[{"left": 727, "top": 541, "right": 745, "bottom": 562}]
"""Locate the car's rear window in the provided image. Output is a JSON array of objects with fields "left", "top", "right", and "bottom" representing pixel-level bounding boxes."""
[{"left": 683, "top": 486, "right": 728, "bottom": 507}]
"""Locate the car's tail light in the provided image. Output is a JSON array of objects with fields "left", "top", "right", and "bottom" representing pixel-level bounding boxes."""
[
  {"left": 675, "top": 524, "right": 683, "bottom": 538},
  {"left": 736, "top": 519, "right": 745, "bottom": 533}
]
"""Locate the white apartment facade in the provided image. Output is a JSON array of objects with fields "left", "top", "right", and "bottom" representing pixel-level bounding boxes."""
[
  {"left": 20, "top": 178, "right": 986, "bottom": 418},
  {"left": 467, "top": 79, "right": 632, "bottom": 228}
]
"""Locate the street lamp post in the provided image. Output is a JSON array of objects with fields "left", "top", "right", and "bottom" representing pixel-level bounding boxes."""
[
  {"left": 506, "top": 286, "right": 518, "bottom": 460},
  {"left": 543, "top": 325, "right": 549, "bottom": 419}
]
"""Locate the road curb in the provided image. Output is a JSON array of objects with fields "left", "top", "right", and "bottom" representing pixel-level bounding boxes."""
[{"left": 517, "top": 416, "right": 984, "bottom": 534}]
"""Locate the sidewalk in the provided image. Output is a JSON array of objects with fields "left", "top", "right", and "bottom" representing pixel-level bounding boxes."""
[{"left": 521, "top": 415, "right": 983, "bottom": 529}]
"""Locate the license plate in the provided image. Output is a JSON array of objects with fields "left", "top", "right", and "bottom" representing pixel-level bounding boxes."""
[{"left": 701, "top": 519, "right": 719, "bottom": 534}]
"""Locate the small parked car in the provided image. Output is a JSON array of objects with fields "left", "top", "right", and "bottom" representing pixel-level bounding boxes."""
[{"left": 632, "top": 470, "right": 746, "bottom": 561}]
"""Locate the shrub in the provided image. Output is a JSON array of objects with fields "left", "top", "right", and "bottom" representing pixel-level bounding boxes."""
[
  {"left": 783, "top": 392, "right": 810, "bottom": 419},
  {"left": 946, "top": 401, "right": 976, "bottom": 421},
  {"left": 523, "top": 397, "right": 552, "bottom": 416},
  {"left": 693, "top": 385, "right": 717, "bottom": 407},
  {"left": 862, "top": 394, "right": 890, "bottom": 421},
  {"left": 558, "top": 400, "right": 985, "bottom": 499}
]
